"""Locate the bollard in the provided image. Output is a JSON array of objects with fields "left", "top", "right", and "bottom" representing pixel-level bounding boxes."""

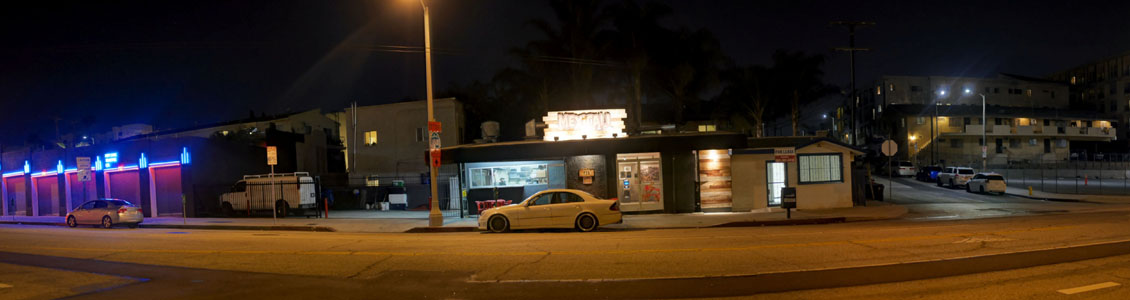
[{"left": 1028, "top": 186, "right": 1033, "bottom": 196}]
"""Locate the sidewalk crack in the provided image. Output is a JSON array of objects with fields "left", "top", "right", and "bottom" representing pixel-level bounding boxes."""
[
  {"left": 495, "top": 252, "right": 551, "bottom": 280},
  {"left": 346, "top": 255, "right": 391, "bottom": 279}
]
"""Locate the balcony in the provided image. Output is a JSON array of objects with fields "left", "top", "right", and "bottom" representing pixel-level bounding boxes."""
[
  {"left": 1016, "top": 126, "right": 1035, "bottom": 135},
  {"left": 950, "top": 125, "right": 1115, "bottom": 140}
]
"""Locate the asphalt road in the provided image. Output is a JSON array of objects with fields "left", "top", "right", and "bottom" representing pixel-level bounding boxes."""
[
  {"left": 7, "top": 205, "right": 1130, "bottom": 299},
  {"left": 882, "top": 176, "right": 1122, "bottom": 221}
]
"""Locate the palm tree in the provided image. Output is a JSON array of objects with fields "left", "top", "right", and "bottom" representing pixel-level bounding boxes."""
[
  {"left": 651, "top": 28, "right": 728, "bottom": 125},
  {"left": 519, "top": 0, "right": 610, "bottom": 109},
  {"left": 768, "top": 50, "right": 837, "bottom": 135},
  {"left": 717, "top": 65, "right": 772, "bottom": 137},
  {"left": 604, "top": 0, "right": 671, "bottom": 132}
]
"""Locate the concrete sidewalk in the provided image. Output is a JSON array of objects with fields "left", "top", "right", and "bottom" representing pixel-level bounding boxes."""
[
  {"left": 0, "top": 201, "right": 906, "bottom": 233},
  {"left": 1005, "top": 186, "right": 1130, "bottom": 204}
]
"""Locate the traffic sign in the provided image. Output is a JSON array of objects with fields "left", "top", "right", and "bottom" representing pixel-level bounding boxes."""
[
  {"left": 266, "top": 146, "right": 278, "bottom": 166},
  {"left": 881, "top": 140, "right": 898, "bottom": 157},
  {"left": 428, "top": 121, "right": 442, "bottom": 133},
  {"left": 430, "top": 149, "right": 441, "bottom": 167},
  {"left": 76, "top": 157, "right": 92, "bottom": 182}
]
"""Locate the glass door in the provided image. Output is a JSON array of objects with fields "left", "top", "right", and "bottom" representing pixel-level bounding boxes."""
[
  {"left": 766, "top": 162, "right": 786, "bottom": 206},
  {"left": 617, "top": 162, "right": 640, "bottom": 211},
  {"left": 616, "top": 152, "right": 664, "bottom": 212}
]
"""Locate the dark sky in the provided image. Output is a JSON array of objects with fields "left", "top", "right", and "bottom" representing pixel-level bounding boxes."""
[{"left": 2, "top": 0, "right": 1129, "bottom": 145}]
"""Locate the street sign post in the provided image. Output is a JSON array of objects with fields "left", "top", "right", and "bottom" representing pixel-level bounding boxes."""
[
  {"left": 266, "top": 146, "right": 277, "bottom": 224},
  {"left": 77, "top": 157, "right": 92, "bottom": 203},
  {"left": 881, "top": 140, "right": 898, "bottom": 202}
]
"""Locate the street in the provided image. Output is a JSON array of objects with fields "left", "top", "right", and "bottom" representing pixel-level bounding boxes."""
[{"left": 6, "top": 191, "right": 1130, "bottom": 299}]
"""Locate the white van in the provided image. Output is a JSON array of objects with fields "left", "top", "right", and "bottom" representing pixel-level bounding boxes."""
[{"left": 220, "top": 172, "right": 317, "bottom": 217}]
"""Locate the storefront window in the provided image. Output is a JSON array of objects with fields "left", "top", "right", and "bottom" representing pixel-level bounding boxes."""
[{"left": 469, "top": 164, "right": 548, "bottom": 188}]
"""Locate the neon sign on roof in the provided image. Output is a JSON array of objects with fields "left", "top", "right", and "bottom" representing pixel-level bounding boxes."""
[{"left": 542, "top": 109, "right": 628, "bottom": 141}]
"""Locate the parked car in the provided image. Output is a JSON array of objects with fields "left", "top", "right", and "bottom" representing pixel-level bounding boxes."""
[
  {"left": 66, "top": 199, "right": 144, "bottom": 229},
  {"left": 937, "top": 167, "right": 976, "bottom": 188},
  {"left": 895, "top": 161, "right": 916, "bottom": 177},
  {"left": 966, "top": 173, "right": 1007, "bottom": 195},
  {"left": 916, "top": 166, "right": 943, "bottom": 182},
  {"left": 479, "top": 189, "right": 622, "bottom": 233}
]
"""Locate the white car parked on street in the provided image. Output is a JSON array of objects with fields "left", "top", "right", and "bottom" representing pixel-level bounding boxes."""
[
  {"left": 479, "top": 189, "right": 622, "bottom": 233},
  {"left": 937, "top": 167, "right": 976, "bottom": 188},
  {"left": 895, "top": 161, "right": 916, "bottom": 177},
  {"left": 966, "top": 173, "right": 1007, "bottom": 195}
]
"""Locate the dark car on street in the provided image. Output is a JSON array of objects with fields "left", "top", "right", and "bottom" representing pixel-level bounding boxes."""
[{"left": 916, "top": 166, "right": 943, "bottom": 182}]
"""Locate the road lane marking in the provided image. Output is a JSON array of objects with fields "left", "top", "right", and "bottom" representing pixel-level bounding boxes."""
[
  {"left": 1057, "top": 282, "right": 1120, "bottom": 295},
  {"left": 0, "top": 225, "right": 1079, "bottom": 258}
]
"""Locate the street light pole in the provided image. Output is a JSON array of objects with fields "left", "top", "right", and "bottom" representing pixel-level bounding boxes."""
[
  {"left": 418, "top": 0, "right": 442, "bottom": 227},
  {"left": 980, "top": 93, "right": 987, "bottom": 171}
]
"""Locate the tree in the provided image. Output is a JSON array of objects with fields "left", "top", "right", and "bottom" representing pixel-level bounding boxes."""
[
  {"left": 651, "top": 28, "right": 728, "bottom": 125},
  {"left": 768, "top": 50, "right": 837, "bottom": 136},
  {"left": 717, "top": 65, "right": 772, "bottom": 137},
  {"left": 604, "top": 0, "right": 671, "bottom": 131},
  {"left": 519, "top": 0, "right": 611, "bottom": 109}
]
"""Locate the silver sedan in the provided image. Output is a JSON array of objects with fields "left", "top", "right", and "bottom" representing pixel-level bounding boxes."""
[{"left": 66, "top": 199, "right": 144, "bottom": 229}]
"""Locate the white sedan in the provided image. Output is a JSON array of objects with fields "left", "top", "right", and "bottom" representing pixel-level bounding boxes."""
[
  {"left": 966, "top": 173, "right": 1007, "bottom": 195},
  {"left": 479, "top": 189, "right": 622, "bottom": 233}
]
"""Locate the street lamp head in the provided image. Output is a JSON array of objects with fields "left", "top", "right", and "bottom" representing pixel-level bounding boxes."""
[
  {"left": 963, "top": 88, "right": 972, "bottom": 95},
  {"left": 823, "top": 114, "right": 828, "bottom": 119},
  {"left": 938, "top": 90, "right": 946, "bottom": 96},
  {"left": 909, "top": 135, "right": 917, "bottom": 141}
]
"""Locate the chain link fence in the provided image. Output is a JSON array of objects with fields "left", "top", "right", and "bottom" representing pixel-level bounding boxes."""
[{"left": 909, "top": 153, "right": 1130, "bottom": 195}]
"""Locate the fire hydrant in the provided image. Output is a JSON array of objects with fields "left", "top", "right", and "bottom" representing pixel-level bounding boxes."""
[{"left": 1028, "top": 186, "right": 1033, "bottom": 196}]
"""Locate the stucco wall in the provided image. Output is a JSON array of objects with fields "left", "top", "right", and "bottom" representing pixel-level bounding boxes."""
[
  {"left": 731, "top": 154, "right": 768, "bottom": 211},
  {"left": 732, "top": 141, "right": 857, "bottom": 211}
]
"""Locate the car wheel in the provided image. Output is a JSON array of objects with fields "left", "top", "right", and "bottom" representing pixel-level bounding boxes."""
[
  {"left": 936, "top": 179, "right": 943, "bottom": 187},
  {"left": 275, "top": 201, "right": 289, "bottom": 218},
  {"left": 66, "top": 216, "right": 77, "bottom": 228},
  {"left": 487, "top": 215, "right": 509, "bottom": 233},
  {"left": 949, "top": 179, "right": 955, "bottom": 188},
  {"left": 222, "top": 202, "right": 235, "bottom": 217},
  {"left": 980, "top": 186, "right": 985, "bottom": 194},
  {"left": 966, "top": 185, "right": 972, "bottom": 193},
  {"left": 575, "top": 214, "right": 598, "bottom": 232},
  {"left": 127, "top": 224, "right": 138, "bottom": 229},
  {"left": 101, "top": 216, "right": 113, "bottom": 229}
]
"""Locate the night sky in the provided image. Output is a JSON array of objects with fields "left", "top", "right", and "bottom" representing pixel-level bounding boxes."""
[{"left": 2, "top": 0, "right": 1129, "bottom": 145}]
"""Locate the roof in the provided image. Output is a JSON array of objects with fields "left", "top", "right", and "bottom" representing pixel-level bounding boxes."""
[
  {"left": 998, "top": 73, "right": 1063, "bottom": 84},
  {"left": 740, "top": 136, "right": 864, "bottom": 154}
]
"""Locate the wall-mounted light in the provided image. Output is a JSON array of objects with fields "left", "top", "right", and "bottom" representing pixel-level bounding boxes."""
[
  {"left": 94, "top": 156, "right": 103, "bottom": 171},
  {"left": 180, "top": 147, "right": 192, "bottom": 165},
  {"left": 139, "top": 153, "right": 148, "bottom": 169},
  {"left": 23, "top": 160, "right": 30, "bottom": 174},
  {"left": 56, "top": 160, "right": 63, "bottom": 174}
]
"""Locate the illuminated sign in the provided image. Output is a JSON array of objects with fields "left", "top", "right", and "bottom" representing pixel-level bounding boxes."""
[
  {"left": 56, "top": 160, "right": 64, "bottom": 174},
  {"left": 139, "top": 153, "right": 148, "bottom": 169},
  {"left": 180, "top": 147, "right": 191, "bottom": 164},
  {"left": 542, "top": 109, "right": 627, "bottom": 141},
  {"left": 94, "top": 156, "right": 103, "bottom": 171},
  {"left": 23, "top": 161, "right": 30, "bottom": 174},
  {"left": 104, "top": 152, "right": 118, "bottom": 168}
]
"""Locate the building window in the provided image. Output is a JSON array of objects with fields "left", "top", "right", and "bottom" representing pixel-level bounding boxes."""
[
  {"left": 996, "top": 139, "right": 1003, "bottom": 153},
  {"left": 798, "top": 154, "right": 842, "bottom": 184},
  {"left": 916, "top": 117, "right": 926, "bottom": 125},
  {"left": 469, "top": 164, "right": 549, "bottom": 188},
  {"left": 1044, "top": 139, "right": 1051, "bottom": 153},
  {"left": 876, "top": 86, "right": 881, "bottom": 95},
  {"left": 889, "top": 83, "right": 895, "bottom": 91},
  {"left": 698, "top": 124, "right": 716, "bottom": 132},
  {"left": 1029, "top": 138, "right": 1037, "bottom": 145},
  {"left": 1026, "top": 89, "right": 1032, "bottom": 97},
  {"left": 364, "top": 131, "right": 378, "bottom": 146},
  {"left": 994, "top": 87, "right": 1000, "bottom": 94},
  {"left": 1009, "top": 138, "right": 1020, "bottom": 149},
  {"left": 1124, "top": 83, "right": 1130, "bottom": 94},
  {"left": 415, "top": 127, "right": 424, "bottom": 142},
  {"left": 984, "top": 87, "right": 991, "bottom": 93},
  {"left": 1071, "top": 76, "right": 1077, "bottom": 85},
  {"left": 1057, "top": 139, "right": 1068, "bottom": 148},
  {"left": 910, "top": 86, "right": 922, "bottom": 92},
  {"left": 950, "top": 139, "right": 963, "bottom": 148},
  {"left": 365, "top": 176, "right": 379, "bottom": 187}
]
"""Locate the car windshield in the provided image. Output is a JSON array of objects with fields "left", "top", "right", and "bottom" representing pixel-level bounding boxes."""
[
  {"left": 987, "top": 175, "right": 1005, "bottom": 181},
  {"left": 958, "top": 169, "right": 975, "bottom": 174}
]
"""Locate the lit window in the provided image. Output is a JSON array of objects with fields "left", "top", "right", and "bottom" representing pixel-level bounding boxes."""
[
  {"left": 365, "top": 176, "right": 379, "bottom": 187},
  {"left": 697, "top": 124, "right": 716, "bottom": 132},
  {"left": 889, "top": 84, "right": 895, "bottom": 91},
  {"left": 364, "top": 131, "right": 378, "bottom": 145},
  {"left": 799, "top": 154, "right": 842, "bottom": 184},
  {"left": 876, "top": 86, "right": 881, "bottom": 95}
]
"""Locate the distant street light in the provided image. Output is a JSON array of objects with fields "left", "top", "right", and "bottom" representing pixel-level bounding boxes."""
[{"left": 963, "top": 88, "right": 987, "bottom": 170}]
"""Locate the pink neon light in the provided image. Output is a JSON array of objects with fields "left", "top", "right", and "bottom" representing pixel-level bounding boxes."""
[
  {"left": 104, "top": 166, "right": 140, "bottom": 173},
  {"left": 31, "top": 171, "right": 58, "bottom": 178},
  {"left": 148, "top": 161, "right": 181, "bottom": 168}
]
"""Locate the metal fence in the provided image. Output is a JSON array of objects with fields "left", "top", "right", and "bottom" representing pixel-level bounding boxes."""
[
  {"left": 909, "top": 154, "right": 1130, "bottom": 195},
  {"left": 326, "top": 174, "right": 462, "bottom": 218}
]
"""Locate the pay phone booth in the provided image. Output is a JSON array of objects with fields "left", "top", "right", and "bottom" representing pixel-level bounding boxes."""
[{"left": 781, "top": 187, "right": 797, "bottom": 219}]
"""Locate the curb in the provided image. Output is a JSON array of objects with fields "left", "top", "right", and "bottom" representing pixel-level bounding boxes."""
[
  {"left": 1005, "top": 192, "right": 1088, "bottom": 203},
  {"left": 0, "top": 221, "right": 335, "bottom": 232},
  {"left": 710, "top": 217, "right": 847, "bottom": 227},
  {"left": 403, "top": 226, "right": 478, "bottom": 233}
]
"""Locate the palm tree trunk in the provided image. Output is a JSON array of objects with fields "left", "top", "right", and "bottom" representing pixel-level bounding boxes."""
[{"left": 792, "top": 89, "right": 800, "bottom": 136}]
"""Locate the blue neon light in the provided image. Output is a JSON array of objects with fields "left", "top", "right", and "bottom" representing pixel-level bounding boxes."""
[
  {"left": 2, "top": 171, "right": 23, "bottom": 177},
  {"left": 139, "top": 153, "right": 148, "bottom": 169},
  {"left": 104, "top": 152, "right": 118, "bottom": 169},
  {"left": 64, "top": 168, "right": 77, "bottom": 173},
  {"left": 23, "top": 161, "right": 30, "bottom": 174},
  {"left": 149, "top": 160, "right": 181, "bottom": 168},
  {"left": 57, "top": 160, "right": 63, "bottom": 174},
  {"left": 180, "top": 147, "right": 191, "bottom": 165},
  {"left": 94, "top": 156, "right": 103, "bottom": 171}
]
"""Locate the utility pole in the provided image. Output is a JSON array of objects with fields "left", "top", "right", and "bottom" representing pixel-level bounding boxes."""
[{"left": 832, "top": 21, "right": 874, "bottom": 146}]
